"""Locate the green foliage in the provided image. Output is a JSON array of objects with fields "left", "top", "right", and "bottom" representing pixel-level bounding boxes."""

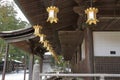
[
  {"left": 0, "top": 2, "right": 28, "bottom": 31},
  {"left": 56, "top": 55, "right": 67, "bottom": 68},
  {"left": 0, "top": 1, "right": 29, "bottom": 62},
  {"left": 0, "top": 39, "right": 6, "bottom": 60},
  {"left": 57, "top": 56, "right": 64, "bottom": 66},
  {"left": 8, "top": 45, "right": 27, "bottom": 61}
]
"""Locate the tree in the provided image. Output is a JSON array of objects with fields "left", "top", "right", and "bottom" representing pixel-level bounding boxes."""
[
  {"left": 0, "top": 2, "right": 28, "bottom": 31},
  {"left": 0, "top": 1, "right": 29, "bottom": 62}
]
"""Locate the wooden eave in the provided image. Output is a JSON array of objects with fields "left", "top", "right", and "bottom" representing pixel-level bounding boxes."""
[{"left": 0, "top": 27, "right": 46, "bottom": 58}]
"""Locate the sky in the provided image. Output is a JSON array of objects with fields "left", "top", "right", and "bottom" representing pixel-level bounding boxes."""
[{"left": 2, "top": 0, "right": 29, "bottom": 23}]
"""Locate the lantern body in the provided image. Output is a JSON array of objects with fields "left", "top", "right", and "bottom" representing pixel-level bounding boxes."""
[
  {"left": 47, "top": 6, "right": 59, "bottom": 23},
  {"left": 33, "top": 25, "right": 42, "bottom": 36},
  {"left": 40, "top": 35, "right": 44, "bottom": 43},
  {"left": 39, "top": 34, "right": 45, "bottom": 43},
  {"left": 46, "top": 44, "right": 49, "bottom": 50},
  {"left": 43, "top": 40, "right": 48, "bottom": 48},
  {"left": 85, "top": 7, "right": 99, "bottom": 25}
]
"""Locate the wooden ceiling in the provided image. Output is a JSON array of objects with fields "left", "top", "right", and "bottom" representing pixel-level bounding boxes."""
[{"left": 2, "top": 0, "right": 119, "bottom": 60}]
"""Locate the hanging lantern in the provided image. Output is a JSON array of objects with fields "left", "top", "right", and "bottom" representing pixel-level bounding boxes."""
[
  {"left": 43, "top": 40, "right": 48, "bottom": 48},
  {"left": 33, "top": 25, "right": 42, "bottom": 36},
  {"left": 49, "top": 47, "right": 53, "bottom": 52},
  {"left": 85, "top": 7, "right": 99, "bottom": 25},
  {"left": 46, "top": 6, "right": 59, "bottom": 23},
  {"left": 47, "top": 44, "right": 51, "bottom": 51},
  {"left": 39, "top": 34, "right": 46, "bottom": 43}
]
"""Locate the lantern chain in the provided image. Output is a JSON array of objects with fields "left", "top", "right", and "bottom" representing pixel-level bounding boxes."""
[
  {"left": 52, "top": 0, "right": 55, "bottom": 6},
  {"left": 90, "top": 0, "right": 93, "bottom": 7}
]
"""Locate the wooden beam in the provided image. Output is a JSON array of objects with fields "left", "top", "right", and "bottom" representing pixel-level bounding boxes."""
[
  {"left": 43, "top": 0, "right": 76, "bottom": 8},
  {"left": 11, "top": 41, "right": 32, "bottom": 54},
  {"left": 59, "top": 31, "right": 83, "bottom": 60},
  {"left": 94, "top": 17, "right": 120, "bottom": 30},
  {"left": 105, "top": 19, "right": 120, "bottom": 30},
  {"left": 99, "top": 19, "right": 114, "bottom": 30},
  {"left": 73, "top": 6, "right": 84, "bottom": 16},
  {"left": 74, "top": 0, "right": 84, "bottom": 4}
]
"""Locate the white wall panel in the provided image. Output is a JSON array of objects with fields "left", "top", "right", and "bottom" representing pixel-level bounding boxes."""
[
  {"left": 93, "top": 32, "right": 120, "bottom": 56},
  {"left": 81, "top": 39, "right": 85, "bottom": 60}
]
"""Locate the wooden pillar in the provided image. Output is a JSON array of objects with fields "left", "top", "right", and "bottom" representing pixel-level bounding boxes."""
[
  {"left": 2, "top": 43, "right": 9, "bottom": 80},
  {"left": 84, "top": 27, "right": 94, "bottom": 79},
  {"left": 29, "top": 54, "right": 34, "bottom": 80},
  {"left": 39, "top": 57, "right": 43, "bottom": 73},
  {"left": 70, "top": 53, "right": 76, "bottom": 73},
  {"left": 39, "top": 57, "right": 43, "bottom": 79},
  {"left": 24, "top": 55, "right": 27, "bottom": 80}
]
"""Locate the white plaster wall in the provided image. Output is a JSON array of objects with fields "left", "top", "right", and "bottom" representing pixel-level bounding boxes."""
[
  {"left": 93, "top": 32, "right": 120, "bottom": 56},
  {"left": 81, "top": 39, "right": 85, "bottom": 60}
]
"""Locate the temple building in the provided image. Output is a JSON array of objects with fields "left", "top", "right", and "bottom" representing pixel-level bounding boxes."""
[{"left": 0, "top": 0, "right": 120, "bottom": 80}]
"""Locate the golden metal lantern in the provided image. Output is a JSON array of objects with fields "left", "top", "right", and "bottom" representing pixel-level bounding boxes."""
[
  {"left": 85, "top": 7, "right": 99, "bottom": 25},
  {"left": 33, "top": 25, "right": 42, "bottom": 36},
  {"left": 49, "top": 47, "right": 53, "bottom": 52},
  {"left": 46, "top": 6, "right": 59, "bottom": 23},
  {"left": 43, "top": 40, "right": 48, "bottom": 48},
  {"left": 39, "top": 34, "right": 46, "bottom": 43},
  {"left": 46, "top": 44, "right": 50, "bottom": 50}
]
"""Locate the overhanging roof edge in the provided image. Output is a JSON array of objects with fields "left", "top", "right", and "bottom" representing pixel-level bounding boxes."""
[{"left": 14, "top": 0, "right": 33, "bottom": 25}]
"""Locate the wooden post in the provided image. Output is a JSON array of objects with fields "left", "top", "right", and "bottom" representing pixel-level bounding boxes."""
[
  {"left": 84, "top": 27, "right": 94, "bottom": 80},
  {"left": 29, "top": 54, "right": 34, "bottom": 80},
  {"left": 24, "top": 55, "right": 27, "bottom": 80},
  {"left": 100, "top": 76, "right": 105, "bottom": 80},
  {"left": 2, "top": 43, "right": 9, "bottom": 80},
  {"left": 39, "top": 57, "right": 43, "bottom": 79},
  {"left": 39, "top": 57, "right": 43, "bottom": 73},
  {"left": 32, "top": 60, "right": 40, "bottom": 80}
]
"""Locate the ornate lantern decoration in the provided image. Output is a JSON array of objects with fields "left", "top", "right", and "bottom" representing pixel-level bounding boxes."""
[
  {"left": 39, "top": 34, "right": 46, "bottom": 43},
  {"left": 33, "top": 25, "right": 60, "bottom": 63},
  {"left": 47, "top": 44, "right": 51, "bottom": 51},
  {"left": 43, "top": 40, "right": 48, "bottom": 48},
  {"left": 85, "top": 7, "right": 99, "bottom": 25},
  {"left": 46, "top": 6, "right": 59, "bottom": 23},
  {"left": 33, "top": 25, "right": 42, "bottom": 36}
]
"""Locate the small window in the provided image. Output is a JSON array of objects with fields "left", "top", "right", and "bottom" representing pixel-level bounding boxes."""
[{"left": 110, "top": 51, "right": 116, "bottom": 55}]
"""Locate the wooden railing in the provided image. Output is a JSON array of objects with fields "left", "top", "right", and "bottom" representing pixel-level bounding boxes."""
[{"left": 40, "top": 73, "right": 120, "bottom": 80}]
